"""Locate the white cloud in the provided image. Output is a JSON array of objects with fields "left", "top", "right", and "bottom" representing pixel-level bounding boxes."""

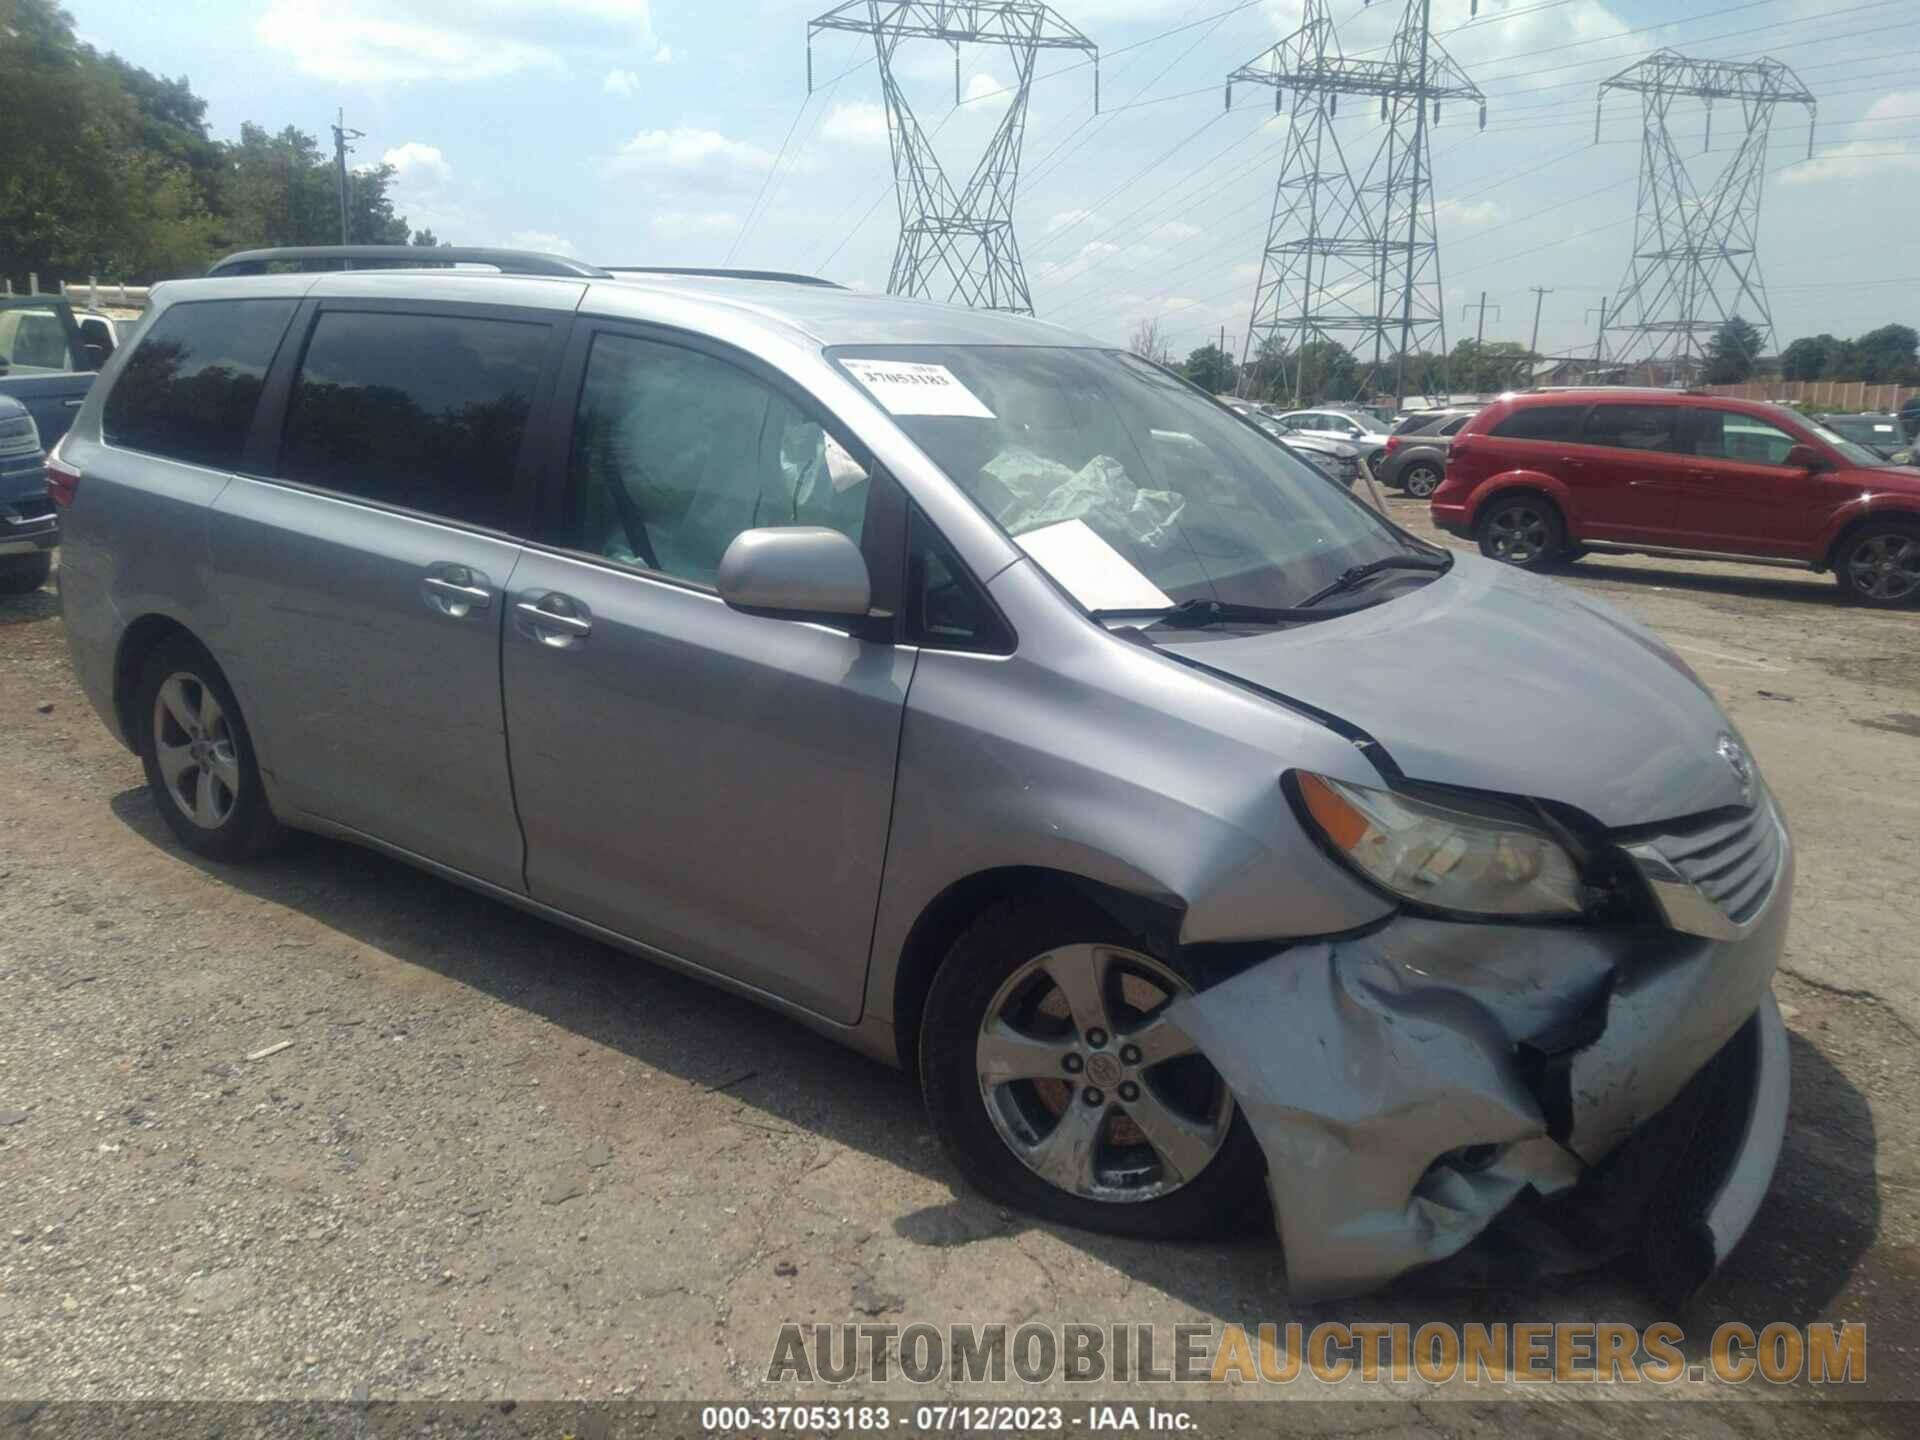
[
  {"left": 509, "top": 230, "right": 580, "bottom": 257},
  {"left": 1781, "top": 91, "right": 1920, "bottom": 185},
  {"left": 598, "top": 128, "right": 775, "bottom": 186},
  {"left": 1434, "top": 197, "right": 1506, "bottom": 228},
  {"left": 650, "top": 211, "right": 741, "bottom": 241},
  {"left": 382, "top": 142, "right": 452, "bottom": 190},
  {"left": 822, "top": 101, "right": 890, "bottom": 147},
  {"left": 963, "top": 71, "right": 1012, "bottom": 112},
  {"left": 1045, "top": 208, "right": 1098, "bottom": 235},
  {"left": 653, "top": 43, "right": 672, "bottom": 64},
  {"left": 257, "top": 0, "right": 664, "bottom": 85},
  {"left": 604, "top": 67, "right": 640, "bottom": 97}
]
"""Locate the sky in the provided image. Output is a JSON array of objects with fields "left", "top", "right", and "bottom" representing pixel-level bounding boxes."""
[{"left": 67, "top": 0, "right": 1920, "bottom": 362}]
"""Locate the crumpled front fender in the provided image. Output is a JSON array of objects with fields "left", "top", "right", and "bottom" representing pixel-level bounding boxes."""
[{"left": 1167, "top": 861, "right": 1791, "bottom": 1300}]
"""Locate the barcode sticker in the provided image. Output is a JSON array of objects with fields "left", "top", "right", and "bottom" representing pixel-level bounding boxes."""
[{"left": 841, "top": 360, "right": 996, "bottom": 419}]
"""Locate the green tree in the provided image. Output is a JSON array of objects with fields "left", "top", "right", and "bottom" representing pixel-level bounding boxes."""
[
  {"left": 1181, "top": 343, "right": 1238, "bottom": 395},
  {"left": 1293, "top": 339, "right": 1357, "bottom": 404},
  {"left": 1853, "top": 324, "right": 1918, "bottom": 384},
  {"left": 1780, "top": 334, "right": 1838, "bottom": 381},
  {"left": 1705, "top": 315, "right": 1764, "bottom": 384},
  {"left": 411, "top": 228, "right": 447, "bottom": 248}
]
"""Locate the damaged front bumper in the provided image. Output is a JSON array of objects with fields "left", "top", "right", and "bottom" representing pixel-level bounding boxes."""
[{"left": 1168, "top": 800, "right": 1793, "bottom": 1302}]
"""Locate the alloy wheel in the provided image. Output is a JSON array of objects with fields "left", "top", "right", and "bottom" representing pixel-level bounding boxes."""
[
  {"left": 1404, "top": 465, "right": 1441, "bottom": 499},
  {"left": 1848, "top": 533, "right": 1920, "bottom": 602},
  {"left": 975, "top": 944, "right": 1232, "bottom": 1203},
  {"left": 1487, "top": 504, "right": 1550, "bottom": 564},
  {"left": 152, "top": 672, "right": 241, "bottom": 829}
]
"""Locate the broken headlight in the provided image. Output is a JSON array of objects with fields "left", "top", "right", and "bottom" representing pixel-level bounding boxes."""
[{"left": 1293, "top": 771, "right": 1584, "bottom": 918}]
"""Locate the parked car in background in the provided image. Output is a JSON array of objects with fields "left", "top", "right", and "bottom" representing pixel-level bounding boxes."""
[
  {"left": 1272, "top": 408, "right": 1392, "bottom": 471},
  {"left": 1244, "top": 411, "right": 1361, "bottom": 487},
  {"left": 1433, "top": 388, "right": 1920, "bottom": 606},
  {"left": 1378, "top": 407, "right": 1477, "bottom": 497},
  {"left": 0, "top": 296, "right": 119, "bottom": 450},
  {"left": 0, "top": 393, "right": 54, "bottom": 594},
  {"left": 1815, "top": 412, "right": 1904, "bottom": 460},
  {"left": 56, "top": 245, "right": 1792, "bottom": 1303}
]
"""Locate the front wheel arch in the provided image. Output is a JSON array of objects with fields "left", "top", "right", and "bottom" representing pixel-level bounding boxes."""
[{"left": 888, "top": 867, "right": 1185, "bottom": 1077}]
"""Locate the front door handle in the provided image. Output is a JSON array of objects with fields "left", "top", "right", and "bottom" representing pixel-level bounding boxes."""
[
  {"left": 420, "top": 563, "right": 492, "bottom": 618},
  {"left": 515, "top": 593, "right": 593, "bottom": 647}
]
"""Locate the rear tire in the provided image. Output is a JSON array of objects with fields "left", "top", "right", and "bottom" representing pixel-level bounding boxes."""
[
  {"left": 1401, "top": 463, "right": 1442, "bottom": 499},
  {"left": 1477, "top": 494, "right": 1567, "bottom": 571},
  {"left": 135, "top": 634, "right": 282, "bottom": 862},
  {"left": 0, "top": 553, "right": 52, "bottom": 595},
  {"left": 1832, "top": 520, "right": 1920, "bottom": 608},
  {"left": 920, "top": 894, "right": 1267, "bottom": 1240}
]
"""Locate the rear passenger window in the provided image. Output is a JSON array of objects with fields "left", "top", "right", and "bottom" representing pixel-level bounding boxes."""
[
  {"left": 1581, "top": 404, "right": 1680, "bottom": 452},
  {"left": 279, "top": 311, "right": 549, "bottom": 531},
  {"left": 103, "top": 299, "right": 296, "bottom": 468},
  {"left": 1490, "top": 405, "right": 1586, "bottom": 441}
]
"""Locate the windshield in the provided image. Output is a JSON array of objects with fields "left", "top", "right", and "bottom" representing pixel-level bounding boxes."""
[
  {"left": 832, "top": 346, "right": 1415, "bottom": 612},
  {"left": 1801, "top": 417, "right": 1892, "bottom": 467}
]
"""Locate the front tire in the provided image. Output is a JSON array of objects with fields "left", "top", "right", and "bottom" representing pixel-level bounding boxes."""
[
  {"left": 1833, "top": 521, "right": 1920, "bottom": 608},
  {"left": 1477, "top": 494, "right": 1567, "bottom": 571},
  {"left": 0, "top": 552, "right": 52, "bottom": 595},
  {"left": 135, "top": 634, "right": 281, "bottom": 861},
  {"left": 919, "top": 895, "right": 1266, "bottom": 1240}
]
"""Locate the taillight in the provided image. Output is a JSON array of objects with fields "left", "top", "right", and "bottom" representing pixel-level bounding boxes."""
[
  {"left": 1384, "top": 435, "right": 1403, "bottom": 454},
  {"left": 46, "top": 449, "right": 80, "bottom": 508}
]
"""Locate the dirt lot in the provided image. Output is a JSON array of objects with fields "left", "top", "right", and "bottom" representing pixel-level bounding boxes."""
[{"left": 2, "top": 499, "right": 1917, "bottom": 1428}]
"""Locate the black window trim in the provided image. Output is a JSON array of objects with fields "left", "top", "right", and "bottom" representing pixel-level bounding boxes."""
[
  {"left": 523, "top": 314, "right": 910, "bottom": 640},
  {"left": 904, "top": 501, "right": 1018, "bottom": 656},
  {"left": 98, "top": 295, "right": 302, "bottom": 473},
  {"left": 239, "top": 295, "right": 570, "bottom": 542},
  {"left": 1490, "top": 402, "right": 1594, "bottom": 442}
]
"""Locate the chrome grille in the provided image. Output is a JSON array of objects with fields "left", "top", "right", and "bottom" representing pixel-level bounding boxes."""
[{"left": 1637, "top": 792, "right": 1782, "bottom": 928}]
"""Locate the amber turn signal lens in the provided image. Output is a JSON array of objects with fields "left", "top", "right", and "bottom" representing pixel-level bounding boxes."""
[{"left": 1297, "top": 771, "right": 1371, "bottom": 852}]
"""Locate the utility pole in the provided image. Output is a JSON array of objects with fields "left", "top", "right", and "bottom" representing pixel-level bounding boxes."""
[
  {"left": 330, "top": 108, "right": 365, "bottom": 247},
  {"left": 1462, "top": 291, "right": 1499, "bottom": 344},
  {"left": 1527, "top": 286, "right": 1552, "bottom": 355},
  {"left": 1586, "top": 298, "right": 1610, "bottom": 380}
]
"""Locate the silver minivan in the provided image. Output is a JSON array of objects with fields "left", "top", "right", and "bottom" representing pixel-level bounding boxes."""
[{"left": 56, "top": 248, "right": 1791, "bottom": 1301}]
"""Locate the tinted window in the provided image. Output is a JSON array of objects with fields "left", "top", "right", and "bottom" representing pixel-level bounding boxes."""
[
  {"left": 906, "top": 507, "right": 1011, "bottom": 652},
  {"left": 280, "top": 311, "right": 547, "bottom": 530},
  {"left": 1581, "top": 403, "right": 1681, "bottom": 452},
  {"left": 1692, "top": 410, "right": 1798, "bottom": 466},
  {"left": 1392, "top": 412, "right": 1445, "bottom": 436},
  {"left": 103, "top": 299, "right": 295, "bottom": 467},
  {"left": 1440, "top": 415, "right": 1470, "bottom": 435},
  {"left": 1490, "top": 405, "right": 1587, "bottom": 441},
  {"left": 560, "top": 333, "right": 867, "bottom": 587}
]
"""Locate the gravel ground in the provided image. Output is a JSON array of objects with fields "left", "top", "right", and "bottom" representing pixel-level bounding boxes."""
[{"left": 2, "top": 504, "right": 1917, "bottom": 1429}]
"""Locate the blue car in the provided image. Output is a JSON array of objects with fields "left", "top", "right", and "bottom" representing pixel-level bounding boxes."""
[{"left": 0, "top": 392, "right": 54, "bottom": 593}]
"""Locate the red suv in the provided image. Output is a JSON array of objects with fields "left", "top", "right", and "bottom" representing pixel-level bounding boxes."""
[{"left": 1431, "top": 388, "right": 1920, "bottom": 607}]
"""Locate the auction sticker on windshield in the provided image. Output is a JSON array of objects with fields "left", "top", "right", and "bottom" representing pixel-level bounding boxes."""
[{"left": 841, "top": 359, "right": 996, "bottom": 419}]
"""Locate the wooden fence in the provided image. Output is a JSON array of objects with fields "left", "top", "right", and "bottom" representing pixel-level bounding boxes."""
[{"left": 1703, "top": 379, "right": 1919, "bottom": 412}]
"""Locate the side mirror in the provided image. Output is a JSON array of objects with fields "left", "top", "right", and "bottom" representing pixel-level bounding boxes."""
[
  {"left": 717, "top": 526, "right": 871, "bottom": 620},
  {"left": 1784, "top": 443, "right": 1823, "bottom": 471},
  {"left": 78, "top": 341, "right": 109, "bottom": 371}
]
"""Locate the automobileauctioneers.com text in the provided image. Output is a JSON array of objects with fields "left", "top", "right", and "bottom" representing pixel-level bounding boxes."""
[{"left": 767, "top": 1320, "right": 1866, "bottom": 1387}]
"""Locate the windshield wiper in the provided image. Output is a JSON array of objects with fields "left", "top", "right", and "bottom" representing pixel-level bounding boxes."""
[
  {"left": 1090, "top": 597, "right": 1347, "bottom": 630},
  {"left": 1293, "top": 552, "right": 1452, "bottom": 609}
]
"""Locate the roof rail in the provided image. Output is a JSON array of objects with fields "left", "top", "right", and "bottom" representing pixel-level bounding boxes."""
[
  {"left": 208, "top": 246, "right": 612, "bottom": 279},
  {"left": 604, "top": 266, "right": 845, "bottom": 289}
]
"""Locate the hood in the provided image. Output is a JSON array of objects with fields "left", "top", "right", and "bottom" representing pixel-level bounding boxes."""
[{"left": 1156, "top": 556, "right": 1746, "bottom": 829}]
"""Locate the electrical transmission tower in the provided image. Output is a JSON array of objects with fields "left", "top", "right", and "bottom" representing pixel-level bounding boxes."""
[
  {"left": 1227, "top": 0, "right": 1483, "bottom": 404},
  {"left": 1595, "top": 49, "right": 1815, "bottom": 377},
  {"left": 808, "top": 3, "right": 1098, "bottom": 314}
]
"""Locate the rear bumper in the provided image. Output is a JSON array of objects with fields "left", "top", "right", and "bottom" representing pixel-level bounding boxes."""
[
  {"left": 1167, "top": 824, "right": 1792, "bottom": 1301},
  {"left": 0, "top": 498, "right": 58, "bottom": 555}
]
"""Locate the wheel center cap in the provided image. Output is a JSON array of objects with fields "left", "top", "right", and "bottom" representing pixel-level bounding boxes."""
[{"left": 1086, "top": 1053, "right": 1122, "bottom": 1088}]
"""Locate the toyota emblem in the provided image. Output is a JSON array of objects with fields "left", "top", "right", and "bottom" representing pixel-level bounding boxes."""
[{"left": 1717, "top": 734, "right": 1754, "bottom": 801}]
